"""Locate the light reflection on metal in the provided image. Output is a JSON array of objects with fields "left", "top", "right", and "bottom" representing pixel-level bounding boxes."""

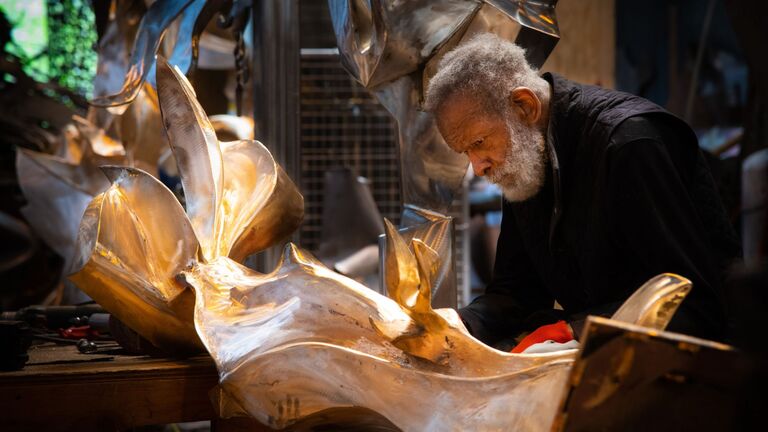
[
  {"left": 62, "top": 51, "right": 698, "bottom": 429},
  {"left": 184, "top": 237, "right": 697, "bottom": 429},
  {"left": 70, "top": 166, "right": 203, "bottom": 352},
  {"left": 16, "top": 81, "right": 168, "bottom": 277},
  {"left": 183, "top": 242, "right": 576, "bottom": 430},
  {"left": 90, "top": 0, "right": 204, "bottom": 110},
  {"left": 610, "top": 273, "right": 692, "bottom": 331},
  {"left": 379, "top": 205, "right": 457, "bottom": 308},
  {"left": 69, "top": 58, "right": 304, "bottom": 351}
]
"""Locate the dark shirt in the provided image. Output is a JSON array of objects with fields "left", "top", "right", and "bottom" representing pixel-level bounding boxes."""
[{"left": 459, "top": 74, "right": 741, "bottom": 346}]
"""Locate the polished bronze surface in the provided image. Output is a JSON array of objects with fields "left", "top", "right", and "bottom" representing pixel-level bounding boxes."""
[
  {"left": 183, "top": 243, "right": 575, "bottom": 430},
  {"left": 69, "top": 57, "right": 303, "bottom": 352}
]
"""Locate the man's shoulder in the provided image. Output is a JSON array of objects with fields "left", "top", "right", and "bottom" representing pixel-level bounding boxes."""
[{"left": 606, "top": 114, "right": 697, "bottom": 153}]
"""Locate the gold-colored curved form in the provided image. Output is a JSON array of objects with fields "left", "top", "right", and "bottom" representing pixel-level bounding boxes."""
[
  {"left": 610, "top": 273, "right": 693, "bottom": 331},
  {"left": 183, "top": 243, "right": 576, "bottom": 430},
  {"left": 68, "top": 57, "right": 304, "bottom": 352},
  {"left": 70, "top": 166, "right": 203, "bottom": 352},
  {"left": 156, "top": 56, "right": 224, "bottom": 260},
  {"left": 155, "top": 57, "right": 304, "bottom": 261}
]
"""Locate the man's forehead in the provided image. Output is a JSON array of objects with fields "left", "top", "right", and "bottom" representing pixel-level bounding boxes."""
[{"left": 437, "top": 93, "right": 490, "bottom": 142}]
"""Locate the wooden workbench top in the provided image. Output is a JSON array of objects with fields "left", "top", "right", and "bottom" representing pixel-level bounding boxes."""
[{"left": 0, "top": 342, "right": 223, "bottom": 431}]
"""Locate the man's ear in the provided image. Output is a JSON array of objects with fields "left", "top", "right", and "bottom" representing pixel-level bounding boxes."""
[{"left": 508, "top": 87, "right": 541, "bottom": 125}]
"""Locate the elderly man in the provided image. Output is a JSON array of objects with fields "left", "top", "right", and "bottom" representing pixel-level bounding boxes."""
[{"left": 425, "top": 34, "right": 741, "bottom": 347}]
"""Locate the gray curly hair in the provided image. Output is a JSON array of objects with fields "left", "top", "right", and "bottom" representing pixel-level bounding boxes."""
[{"left": 424, "top": 33, "right": 549, "bottom": 115}]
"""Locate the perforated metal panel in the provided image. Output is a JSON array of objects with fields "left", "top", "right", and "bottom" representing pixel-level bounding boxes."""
[{"left": 299, "top": 51, "right": 402, "bottom": 252}]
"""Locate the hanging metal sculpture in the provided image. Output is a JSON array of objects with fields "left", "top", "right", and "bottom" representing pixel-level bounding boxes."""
[
  {"left": 329, "top": 0, "right": 561, "bottom": 308},
  {"left": 91, "top": 0, "right": 252, "bottom": 112},
  {"left": 329, "top": 0, "right": 560, "bottom": 213}
]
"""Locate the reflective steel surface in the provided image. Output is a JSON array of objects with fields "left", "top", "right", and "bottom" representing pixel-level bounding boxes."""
[
  {"left": 69, "top": 166, "right": 203, "bottom": 352},
  {"left": 380, "top": 205, "right": 457, "bottom": 308},
  {"left": 90, "top": 0, "right": 203, "bottom": 110}
]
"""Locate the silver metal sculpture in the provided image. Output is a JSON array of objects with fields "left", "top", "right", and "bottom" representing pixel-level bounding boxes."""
[
  {"left": 330, "top": 0, "right": 561, "bottom": 308},
  {"left": 91, "top": 0, "right": 207, "bottom": 110}
]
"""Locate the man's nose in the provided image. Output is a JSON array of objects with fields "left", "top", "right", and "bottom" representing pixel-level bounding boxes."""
[{"left": 468, "top": 153, "right": 491, "bottom": 177}]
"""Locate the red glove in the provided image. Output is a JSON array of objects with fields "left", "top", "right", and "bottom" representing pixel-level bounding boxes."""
[{"left": 511, "top": 320, "right": 574, "bottom": 353}]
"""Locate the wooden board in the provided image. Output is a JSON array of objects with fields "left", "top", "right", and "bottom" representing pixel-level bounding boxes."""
[
  {"left": 0, "top": 343, "right": 240, "bottom": 431},
  {"left": 551, "top": 317, "right": 750, "bottom": 432}
]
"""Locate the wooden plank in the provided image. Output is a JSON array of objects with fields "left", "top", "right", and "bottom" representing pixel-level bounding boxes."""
[{"left": 0, "top": 343, "right": 219, "bottom": 431}]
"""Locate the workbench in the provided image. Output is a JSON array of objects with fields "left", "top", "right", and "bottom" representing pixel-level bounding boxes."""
[{"left": 0, "top": 342, "right": 269, "bottom": 431}]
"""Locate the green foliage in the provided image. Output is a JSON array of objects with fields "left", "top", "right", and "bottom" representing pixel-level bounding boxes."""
[
  {"left": 46, "top": 0, "right": 97, "bottom": 97},
  {"left": 0, "top": 0, "right": 97, "bottom": 97}
]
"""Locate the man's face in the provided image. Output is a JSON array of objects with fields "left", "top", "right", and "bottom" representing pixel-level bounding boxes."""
[{"left": 435, "top": 92, "right": 547, "bottom": 202}]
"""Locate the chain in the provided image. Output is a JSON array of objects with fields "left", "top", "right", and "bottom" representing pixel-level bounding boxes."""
[{"left": 233, "top": 27, "right": 248, "bottom": 116}]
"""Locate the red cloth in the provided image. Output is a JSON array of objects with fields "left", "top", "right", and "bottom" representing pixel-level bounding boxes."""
[{"left": 510, "top": 320, "right": 574, "bottom": 353}]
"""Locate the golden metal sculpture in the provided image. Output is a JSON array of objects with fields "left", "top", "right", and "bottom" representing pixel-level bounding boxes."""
[
  {"left": 69, "top": 57, "right": 303, "bottom": 351},
  {"left": 15, "top": 84, "right": 166, "bottom": 278},
  {"left": 182, "top": 218, "right": 695, "bottom": 430},
  {"left": 64, "top": 56, "right": 699, "bottom": 430}
]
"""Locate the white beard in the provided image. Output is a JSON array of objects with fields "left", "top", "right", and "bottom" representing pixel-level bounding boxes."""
[{"left": 487, "top": 118, "right": 547, "bottom": 202}]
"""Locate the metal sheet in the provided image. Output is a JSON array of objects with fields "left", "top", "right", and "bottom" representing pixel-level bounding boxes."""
[
  {"left": 379, "top": 205, "right": 457, "bottom": 309},
  {"left": 330, "top": 0, "right": 561, "bottom": 214},
  {"left": 16, "top": 149, "right": 111, "bottom": 275},
  {"left": 610, "top": 273, "right": 692, "bottom": 331},
  {"left": 90, "top": 0, "right": 199, "bottom": 110}
]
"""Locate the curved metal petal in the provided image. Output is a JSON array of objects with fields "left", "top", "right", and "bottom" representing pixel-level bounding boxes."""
[
  {"left": 382, "top": 218, "right": 420, "bottom": 307},
  {"left": 218, "top": 139, "right": 304, "bottom": 262},
  {"left": 92, "top": 0, "right": 146, "bottom": 100},
  {"left": 484, "top": 0, "right": 560, "bottom": 37},
  {"left": 156, "top": 56, "right": 224, "bottom": 261},
  {"left": 71, "top": 115, "right": 126, "bottom": 159},
  {"left": 69, "top": 166, "right": 202, "bottom": 352},
  {"left": 90, "top": 0, "right": 195, "bottom": 109},
  {"left": 382, "top": 205, "right": 458, "bottom": 308},
  {"left": 15, "top": 149, "right": 107, "bottom": 274},
  {"left": 610, "top": 273, "right": 693, "bottom": 331}
]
